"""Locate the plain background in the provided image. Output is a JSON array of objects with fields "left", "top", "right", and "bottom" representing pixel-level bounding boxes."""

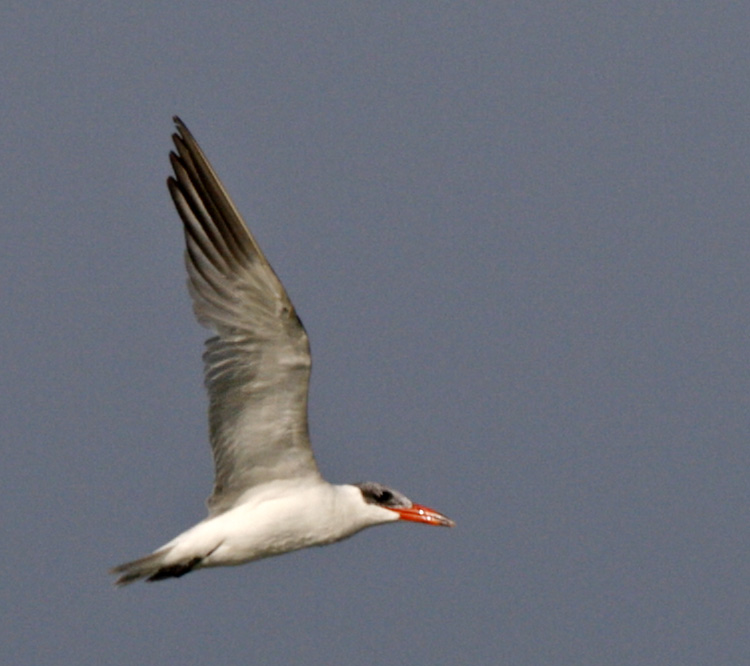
[{"left": 3, "top": 2, "right": 749, "bottom": 664}]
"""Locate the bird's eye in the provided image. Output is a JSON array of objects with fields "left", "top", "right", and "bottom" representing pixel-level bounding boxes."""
[{"left": 378, "top": 490, "right": 393, "bottom": 503}]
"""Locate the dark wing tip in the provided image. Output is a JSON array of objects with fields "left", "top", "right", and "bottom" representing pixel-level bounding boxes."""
[{"left": 172, "top": 116, "right": 195, "bottom": 146}]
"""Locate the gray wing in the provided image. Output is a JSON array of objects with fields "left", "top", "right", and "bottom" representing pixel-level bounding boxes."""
[{"left": 167, "top": 117, "right": 321, "bottom": 515}]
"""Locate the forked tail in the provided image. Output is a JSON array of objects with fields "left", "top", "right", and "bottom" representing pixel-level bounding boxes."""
[{"left": 110, "top": 548, "right": 202, "bottom": 586}]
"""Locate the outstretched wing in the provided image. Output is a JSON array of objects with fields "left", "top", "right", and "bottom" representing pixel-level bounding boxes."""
[{"left": 167, "top": 117, "right": 321, "bottom": 515}]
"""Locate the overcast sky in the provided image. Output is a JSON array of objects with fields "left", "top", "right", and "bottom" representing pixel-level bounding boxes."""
[{"left": 3, "top": 2, "right": 750, "bottom": 664}]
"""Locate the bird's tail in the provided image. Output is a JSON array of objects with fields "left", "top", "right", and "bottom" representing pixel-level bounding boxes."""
[{"left": 110, "top": 548, "right": 202, "bottom": 586}]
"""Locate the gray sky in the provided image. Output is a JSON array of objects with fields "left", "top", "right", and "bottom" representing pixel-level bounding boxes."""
[{"left": 3, "top": 2, "right": 749, "bottom": 664}]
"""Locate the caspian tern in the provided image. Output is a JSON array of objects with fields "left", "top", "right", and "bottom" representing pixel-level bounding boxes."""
[{"left": 110, "top": 118, "right": 454, "bottom": 586}]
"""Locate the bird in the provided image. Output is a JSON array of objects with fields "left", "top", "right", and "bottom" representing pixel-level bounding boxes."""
[{"left": 110, "top": 118, "right": 454, "bottom": 586}]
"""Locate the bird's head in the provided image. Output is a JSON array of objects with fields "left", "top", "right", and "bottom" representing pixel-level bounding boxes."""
[{"left": 354, "top": 481, "right": 455, "bottom": 527}]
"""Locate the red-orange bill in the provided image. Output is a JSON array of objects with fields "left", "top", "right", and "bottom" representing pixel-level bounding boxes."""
[{"left": 393, "top": 504, "right": 455, "bottom": 527}]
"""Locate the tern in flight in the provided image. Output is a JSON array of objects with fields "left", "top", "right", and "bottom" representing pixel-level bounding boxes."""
[{"left": 111, "top": 118, "right": 454, "bottom": 586}]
